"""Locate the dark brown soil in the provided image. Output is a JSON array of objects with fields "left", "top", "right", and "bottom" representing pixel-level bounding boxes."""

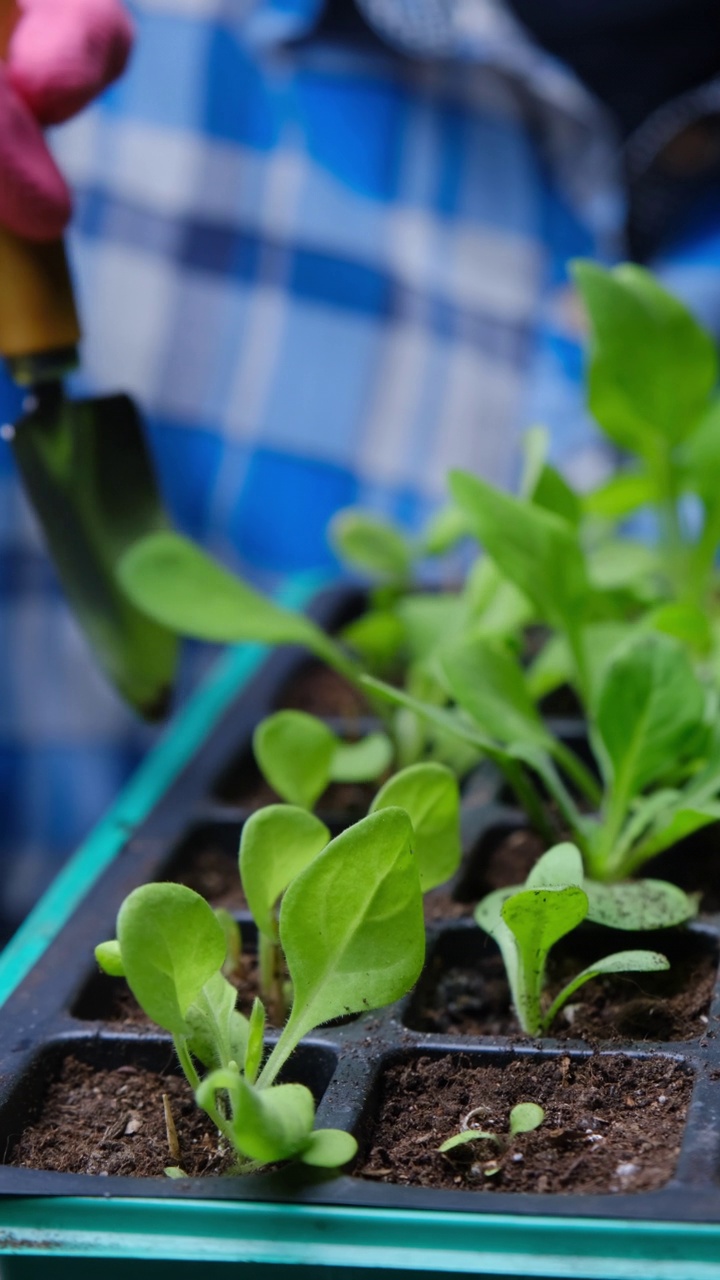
[
  {"left": 475, "top": 827, "right": 545, "bottom": 895},
  {"left": 8, "top": 1057, "right": 230, "bottom": 1177},
  {"left": 276, "top": 661, "right": 370, "bottom": 718},
  {"left": 170, "top": 844, "right": 248, "bottom": 912},
  {"left": 423, "top": 886, "right": 475, "bottom": 924},
  {"left": 91, "top": 951, "right": 288, "bottom": 1029},
  {"left": 361, "top": 1053, "right": 692, "bottom": 1193},
  {"left": 412, "top": 934, "right": 717, "bottom": 1043}
]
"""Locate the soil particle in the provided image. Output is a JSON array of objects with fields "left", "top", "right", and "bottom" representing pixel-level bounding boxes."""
[
  {"left": 412, "top": 934, "right": 716, "bottom": 1043},
  {"left": 361, "top": 1053, "right": 691, "bottom": 1193},
  {"left": 8, "top": 1058, "right": 230, "bottom": 1177}
]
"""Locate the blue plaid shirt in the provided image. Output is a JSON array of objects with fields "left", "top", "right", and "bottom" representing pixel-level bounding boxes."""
[{"left": 3, "top": 0, "right": 720, "bottom": 926}]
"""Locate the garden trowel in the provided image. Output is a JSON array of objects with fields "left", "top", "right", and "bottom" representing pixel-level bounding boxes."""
[{"left": 0, "top": 219, "right": 178, "bottom": 718}]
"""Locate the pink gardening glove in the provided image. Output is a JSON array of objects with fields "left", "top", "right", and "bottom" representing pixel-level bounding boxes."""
[{"left": 0, "top": 0, "right": 133, "bottom": 240}]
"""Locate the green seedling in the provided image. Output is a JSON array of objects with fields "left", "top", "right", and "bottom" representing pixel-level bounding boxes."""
[
  {"left": 240, "top": 763, "right": 461, "bottom": 1019},
  {"left": 475, "top": 843, "right": 670, "bottom": 1036},
  {"left": 574, "top": 261, "right": 720, "bottom": 621},
  {"left": 439, "top": 1101, "right": 545, "bottom": 1176},
  {"left": 364, "top": 626, "right": 716, "bottom": 892},
  {"left": 96, "top": 806, "right": 425, "bottom": 1174},
  {"left": 253, "top": 709, "right": 393, "bottom": 810}
]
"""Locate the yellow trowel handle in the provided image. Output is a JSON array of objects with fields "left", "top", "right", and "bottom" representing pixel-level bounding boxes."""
[{"left": 0, "top": 0, "right": 81, "bottom": 383}]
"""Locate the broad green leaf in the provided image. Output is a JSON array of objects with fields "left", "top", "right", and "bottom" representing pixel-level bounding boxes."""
[
  {"left": 441, "top": 637, "right": 551, "bottom": 750},
  {"left": 264, "top": 808, "right": 424, "bottom": 1081},
  {"left": 370, "top": 762, "right": 461, "bottom": 891},
  {"left": 594, "top": 632, "right": 706, "bottom": 796},
  {"left": 300, "top": 1128, "right": 358, "bottom": 1168},
  {"left": 525, "top": 843, "right": 584, "bottom": 889},
  {"left": 449, "top": 470, "right": 591, "bottom": 638},
  {"left": 332, "top": 732, "right": 394, "bottom": 783},
  {"left": 677, "top": 393, "right": 720, "bottom": 498},
  {"left": 239, "top": 805, "right": 330, "bottom": 939},
  {"left": 543, "top": 950, "right": 669, "bottom": 1032},
  {"left": 117, "top": 883, "right": 226, "bottom": 1036},
  {"left": 587, "top": 540, "right": 660, "bottom": 593},
  {"left": 119, "top": 532, "right": 337, "bottom": 662},
  {"left": 198, "top": 1071, "right": 315, "bottom": 1164},
  {"left": 644, "top": 603, "right": 712, "bottom": 655},
  {"left": 532, "top": 464, "right": 581, "bottom": 526},
  {"left": 95, "top": 939, "right": 124, "bottom": 977},
  {"left": 509, "top": 1102, "right": 544, "bottom": 1136},
  {"left": 422, "top": 504, "right": 472, "bottom": 555},
  {"left": 502, "top": 886, "right": 588, "bottom": 1034},
  {"left": 573, "top": 261, "right": 716, "bottom": 453},
  {"left": 253, "top": 711, "right": 336, "bottom": 809},
  {"left": 583, "top": 469, "right": 659, "bottom": 519},
  {"left": 184, "top": 970, "right": 248, "bottom": 1070},
  {"left": 584, "top": 878, "right": 695, "bottom": 930},
  {"left": 397, "top": 594, "right": 466, "bottom": 663},
  {"left": 341, "top": 609, "right": 406, "bottom": 670},
  {"left": 329, "top": 508, "right": 413, "bottom": 580}
]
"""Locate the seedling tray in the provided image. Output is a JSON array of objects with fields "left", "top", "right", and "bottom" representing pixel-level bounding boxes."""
[{"left": 1, "top": 583, "right": 720, "bottom": 1278}]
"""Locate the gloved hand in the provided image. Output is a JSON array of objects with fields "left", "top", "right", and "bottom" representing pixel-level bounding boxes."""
[{"left": 0, "top": 0, "right": 133, "bottom": 240}]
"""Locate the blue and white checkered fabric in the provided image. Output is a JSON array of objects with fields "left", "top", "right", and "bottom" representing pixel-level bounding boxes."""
[{"left": 3, "top": 0, "right": 720, "bottom": 925}]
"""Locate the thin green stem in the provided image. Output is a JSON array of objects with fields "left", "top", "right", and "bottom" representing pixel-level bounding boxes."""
[
  {"left": 502, "top": 759, "right": 555, "bottom": 843},
  {"left": 173, "top": 1035, "right": 200, "bottom": 1093},
  {"left": 551, "top": 741, "right": 602, "bottom": 808}
]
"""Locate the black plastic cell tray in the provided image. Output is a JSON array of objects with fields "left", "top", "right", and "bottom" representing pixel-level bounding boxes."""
[{"left": 0, "top": 585, "right": 719, "bottom": 1222}]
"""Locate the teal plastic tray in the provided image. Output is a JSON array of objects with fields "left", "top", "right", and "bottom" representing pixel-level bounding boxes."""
[{"left": 0, "top": 578, "right": 719, "bottom": 1279}]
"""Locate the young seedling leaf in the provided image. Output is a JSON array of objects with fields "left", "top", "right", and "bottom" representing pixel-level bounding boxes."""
[
  {"left": 329, "top": 508, "right": 414, "bottom": 580},
  {"left": 583, "top": 469, "right": 659, "bottom": 519},
  {"left": 630, "top": 802, "right": 720, "bottom": 867},
  {"left": 532, "top": 464, "right": 582, "bottom": 526},
  {"left": 253, "top": 711, "right": 337, "bottom": 809},
  {"left": 119, "top": 532, "right": 341, "bottom": 665},
  {"left": 422, "top": 504, "right": 472, "bottom": 555},
  {"left": 239, "top": 805, "right": 330, "bottom": 939},
  {"left": 438, "top": 1129, "right": 500, "bottom": 1153},
  {"left": 184, "top": 970, "right": 249, "bottom": 1071},
  {"left": 502, "top": 887, "right": 588, "bottom": 968},
  {"left": 573, "top": 261, "right": 716, "bottom": 452},
  {"left": 300, "top": 1128, "right": 359, "bottom": 1168},
  {"left": 331, "top": 732, "right": 394, "bottom": 783},
  {"left": 215, "top": 908, "right": 241, "bottom": 976},
  {"left": 509, "top": 1102, "right": 545, "bottom": 1136},
  {"left": 440, "top": 636, "right": 552, "bottom": 751},
  {"left": 117, "top": 883, "right": 227, "bottom": 1036},
  {"left": 370, "top": 762, "right": 461, "bottom": 891},
  {"left": 244, "top": 998, "right": 266, "bottom": 1085},
  {"left": 197, "top": 1071, "right": 316, "bottom": 1164},
  {"left": 543, "top": 950, "right": 669, "bottom": 1033},
  {"left": 584, "top": 878, "right": 696, "bottom": 930},
  {"left": 449, "top": 472, "right": 591, "bottom": 691},
  {"left": 594, "top": 632, "right": 706, "bottom": 797},
  {"left": 525, "top": 843, "right": 584, "bottom": 890},
  {"left": 95, "top": 939, "right": 125, "bottom": 978},
  {"left": 263, "top": 808, "right": 424, "bottom": 1082},
  {"left": 341, "top": 609, "right": 406, "bottom": 670}
]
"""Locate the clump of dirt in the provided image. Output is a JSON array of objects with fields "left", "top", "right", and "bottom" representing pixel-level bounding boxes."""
[{"left": 362, "top": 1052, "right": 692, "bottom": 1193}]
